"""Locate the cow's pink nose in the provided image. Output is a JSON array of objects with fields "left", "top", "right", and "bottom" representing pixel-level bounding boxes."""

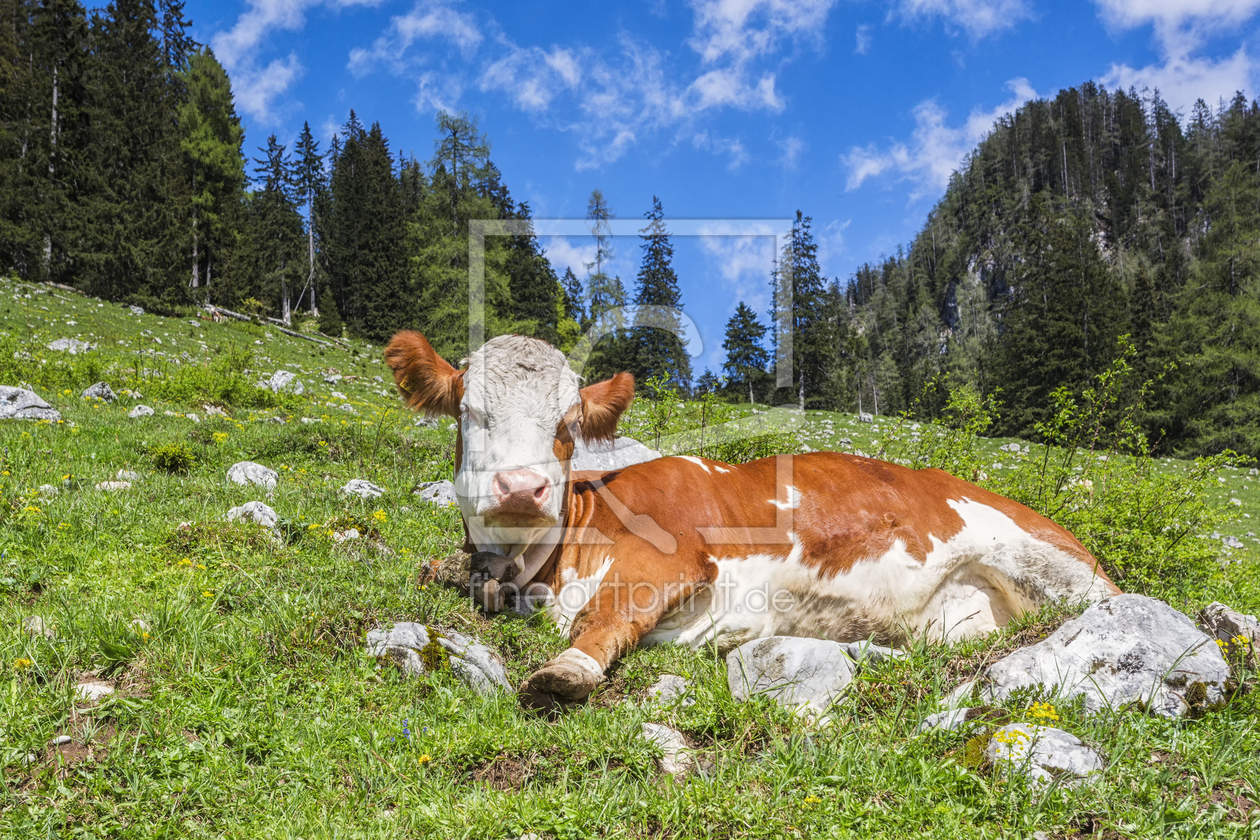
[{"left": 492, "top": 469, "right": 551, "bottom": 506}]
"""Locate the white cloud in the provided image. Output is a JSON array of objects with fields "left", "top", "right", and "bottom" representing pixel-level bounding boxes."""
[
  {"left": 348, "top": 0, "right": 482, "bottom": 76},
  {"left": 778, "top": 135, "right": 805, "bottom": 169},
  {"left": 479, "top": 45, "right": 584, "bottom": 112},
  {"left": 815, "top": 218, "right": 850, "bottom": 277},
  {"left": 689, "top": 0, "right": 838, "bottom": 64},
  {"left": 894, "top": 0, "right": 1033, "bottom": 38},
  {"left": 855, "top": 24, "right": 872, "bottom": 54},
  {"left": 211, "top": 0, "right": 384, "bottom": 125},
  {"left": 542, "top": 237, "right": 596, "bottom": 279},
  {"left": 412, "top": 72, "right": 465, "bottom": 115},
  {"left": 695, "top": 222, "right": 781, "bottom": 323},
  {"left": 843, "top": 78, "right": 1037, "bottom": 199},
  {"left": 1094, "top": 0, "right": 1259, "bottom": 111},
  {"left": 691, "top": 130, "right": 750, "bottom": 169},
  {"left": 689, "top": 68, "right": 784, "bottom": 111}
]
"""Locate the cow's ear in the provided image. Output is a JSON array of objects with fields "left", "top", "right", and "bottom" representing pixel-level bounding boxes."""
[
  {"left": 579, "top": 372, "right": 635, "bottom": 442},
  {"left": 384, "top": 331, "right": 465, "bottom": 417}
]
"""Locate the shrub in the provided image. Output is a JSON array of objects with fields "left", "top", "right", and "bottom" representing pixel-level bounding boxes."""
[
  {"left": 151, "top": 442, "right": 197, "bottom": 474},
  {"left": 318, "top": 289, "right": 343, "bottom": 338}
]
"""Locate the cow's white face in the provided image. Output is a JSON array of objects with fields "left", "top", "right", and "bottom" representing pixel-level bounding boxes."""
[
  {"left": 385, "top": 331, "right": 634, "bottom": 562},
  {"left": 458, "top": 335, "right": 580, "bottom": 537}
]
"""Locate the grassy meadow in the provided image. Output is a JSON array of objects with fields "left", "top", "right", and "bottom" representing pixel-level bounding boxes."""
[{"left": 1, "top": 276, "right": 1257, "bottom": 839}]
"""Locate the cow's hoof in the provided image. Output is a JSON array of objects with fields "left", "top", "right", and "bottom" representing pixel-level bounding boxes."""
[
  {"left": 517, "top": 680, "right": 573, "bottom": 715},
  {"left": 518, "top": 654, "right": 602, "bottom": 713}
]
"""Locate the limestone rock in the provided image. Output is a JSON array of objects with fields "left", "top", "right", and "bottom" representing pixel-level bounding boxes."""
[
  {"left": 128, "top": 404, "right": 154, "bottom": 418},
  {"left": 365, "top": 622, "right": 510, "bottom": 695},
  {"left": 95, "top": 481, "right": 131, "bottom": 491},
  {"left": 81, "top": 382, "right": 116, "bottom": 402},
  {"left": 37, "top": 484, "right": 58, "bottom": 498},
  {"left": 839, "top": 640, "right": 905, "bottom": 665},
  {"left": 116, "top": 469, "right": 140, "bottom": 482},
  {"left": 50, "top": 735, "right": 72, "bottom": 747},
  {"left": 227, "top": 461, "right": 278, "bottom": 490},
  {"left": 341, "top": 479, "right": 385, "bottom": 499},
  {"left": 0, "top": 386, "right": 61, "bottom": 421},
  {"left": 641, "top": 722, "right": 693, "bottom": 777},
  {"left": 129, "top": 305, "right": 144, "bottom": 316},
  {"left": 47, "top": 337, "right": 94, "bottom": 354},
  {"left": 983, "top": 724, "right": 1104, "bottom": 786},
  {"left": 412, "top": 479, "right": 458, "bottom": 507},
  {"left": 571, "top": 436, "right": 660, "bottom": 472},
  {"left": 414, "top": 416, "right": 440, "bottom": 429},
  {"left": 1197, "top": 601, "right": 1259, "bottom": 661},
  {"left": 22, "top": 616, "right": 54, "bottom": 640},
  {"left": 226, "top": 501, "right": 279, "bottom": 530},
  {"left": 263, "top": 370, "right": 304, "bottom": 395},
  {"left": 75, "top": 681, "right": 115, "bottom": 702},
  {"left": 981, "top": 594, "right": 1229, "bottom": 718},
  {"left": 645, "top": 674, "right": 695, "bottom": 707},
  {"left": 727, "top": 636, "right": 856, "bottom": 716}
]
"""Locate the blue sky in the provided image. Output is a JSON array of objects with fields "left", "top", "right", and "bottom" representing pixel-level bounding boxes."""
[{"left": 186, "top": 0, "right": 1260, "bottom": 374}]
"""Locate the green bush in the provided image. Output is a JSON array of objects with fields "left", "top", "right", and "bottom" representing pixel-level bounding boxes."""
[
  {"left": 699, "top": 432, "right": 803, "bottom": 464},
  {"left": 150, "top": 442, "right": 197, "bottom": 474},
  {"left": 139, "top": 344, "right": 292, "bottom": 409}
]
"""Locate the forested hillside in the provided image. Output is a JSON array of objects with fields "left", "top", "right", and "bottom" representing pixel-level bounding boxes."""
[
  {"left": 804, "top": 84, "right": 1260, "bottom": 457},
  {"left": 0, "top": 0, "right": 696, "bottom": 386}
]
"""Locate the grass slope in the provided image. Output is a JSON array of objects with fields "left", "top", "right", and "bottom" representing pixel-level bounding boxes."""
[{"left": 1, "top": 277, "right": 1257, "bottom": 839}]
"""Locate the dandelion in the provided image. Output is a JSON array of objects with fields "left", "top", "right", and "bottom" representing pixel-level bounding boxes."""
[
  {"left": 141, "top": 632, "right": 150, "bottom": 641},
  {"left": 12, "top": 658, "right": 32, "bottom": 670}
]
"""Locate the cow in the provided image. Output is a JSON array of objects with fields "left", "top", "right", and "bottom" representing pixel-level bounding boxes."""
[{"left": 384, "top": 331, "right": 1120, "bottom": 711}]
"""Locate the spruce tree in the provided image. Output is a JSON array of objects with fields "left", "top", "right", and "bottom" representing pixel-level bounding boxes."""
[
  {"left": 249, "top": 134, "right": 304, "bottom": 323},
  {"left": 293, "top": 120, "right": 325, "bottom": 315},
  {"left": 505, "top": 201, "right": 563, "bottom": 345},
  {"left": 772, "top": 211, "right": 829, "bottom": 409},
  {"left": 630, "top": 196, "right": 691, "bottom": 391},
  {"left": 317, "top": 286, "right": 342, "bottom": 337},
  {"left": 722, "top": 301, "right": 769, "bottom": 404}
]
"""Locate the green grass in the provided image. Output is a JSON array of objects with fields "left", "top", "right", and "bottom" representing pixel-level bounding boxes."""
[{"left": 1, "top": 276, "right": 1258, "bottom": 838}]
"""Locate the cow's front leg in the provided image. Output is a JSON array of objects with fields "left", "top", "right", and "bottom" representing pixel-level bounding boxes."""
[{"left": 519, "top": 563, "right": 709, "bottom": 711}]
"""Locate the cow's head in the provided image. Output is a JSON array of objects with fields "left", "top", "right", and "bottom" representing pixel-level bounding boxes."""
[{"left": 385, "top": 332, "right": 634, "bottom": 554}]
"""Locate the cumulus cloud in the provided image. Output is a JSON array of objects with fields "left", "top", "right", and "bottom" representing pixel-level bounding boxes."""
[
  {"left": 893, "top": 0, "right": 1033, "bottom": 38},
  {"left": 348, "top": 0, "right": 482, "bottom": 75},
  {"left": 1094, "top": 0, "right": 1259, "bottom": 111},
  {"left": 688, "top": 0, "right": 838, "bottom": 64},
  {"left": 843, "top": 78, "right": 1037, "bottom": 199},
  {"left": 211, "top": 0, "right": 383, "bottom": 125},
  {"left": 695, "top": 222, "right": 783, "bottom": 322},
  {"left": 691, "top": 131, "right": 749, "bottom": 169},
  {"left": 479, "top": 45, "right": 584, "bottom": 112},
  {"left": 541, "top": 237, "right": 596, "bottom": 280}
]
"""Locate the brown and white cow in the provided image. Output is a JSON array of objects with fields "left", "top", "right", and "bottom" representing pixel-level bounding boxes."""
[{"left": 385, "top": 331, "right": 1119, "bottom": 710}]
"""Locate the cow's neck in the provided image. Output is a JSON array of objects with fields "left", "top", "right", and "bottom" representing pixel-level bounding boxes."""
[{"left": 463, "top": 476, "right": 576, "bottom": 591}]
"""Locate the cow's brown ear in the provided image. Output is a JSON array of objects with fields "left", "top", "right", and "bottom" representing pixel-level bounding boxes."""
[
  {"left": 383, "top": 331, "right": 465, "bottom": 417},
  {"left": 579, "top": 372, "right": 634, "bottom": 442}
]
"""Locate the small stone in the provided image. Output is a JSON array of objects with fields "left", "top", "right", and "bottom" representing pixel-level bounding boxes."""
[
  {"left": 268, "top": 416, "right": 287, "bottom": 424},
  {"left": 50, "top": 735, "right": 72, "bottom": 747},
  {"left": 1000, "top": 442, "right": 1021, "bottom": 452},
  {"left": 338, "top": 404, "right": 355, "bottom": 413},
  {"left": 227, "top": 461, "right": 278, "bottom": 490},
  {"left": 129, "top": 305, "right": 144, "bottom": 316},
  {"left": 341, "top": 479, "right": 385, "bottom": 499},
  {"left": 95, "top": 481, "right": 132, "bottom": 491},
  {"left": 641, "top": 722, "right": 693, "bottom": 778},
  {"left": 413, "top": 417, "right": 439, "bottom": 429},
  {"left": 22, "top": 753, "right": 37, "bottom": 766},
  {"left": 1197, "top": 602, "right": 1260, "bottom": 652},
  {"left": 727, "top": 636, "right": 856, "bottom": 717},
  {"left": 265, "top": 370, "right": 304, "bottom": 395},
  {"left": 38, "top": 484, "right": 58, "bottom": 497},
  {"left": 130, "top": 618, "right": 151, "bottom": 633},
  {"left": 81, "top": 382, "right": 116, "bottom": 402},
  {"left": 116, "top": 469, "right": 140, "bottom": 482},
  {"left": 226, "top": 501, "right": 279, "bottom": 530},
  {"left": 185, "top": 412, "right": 200, "bottom": 423},
  {"left": 47, "top": 337, "right": 95, "bottom": 354},
  {"left": 323, "top": 374, "right": 342, "bottom": 384},
  {"left": 918, "top": 707, "right": 976, "bottom": 733},
  {"left": 128, "top": 405, "right": 154, "bottom": 418},
  {"left": 0, "top": 386, "right": 61, "bottom": 421},
  {"left": 202, "top": 405, "right": 228, "bottom": 417},
  {"left": 983, "top": 724, "right": 1104, "bottom": 786},
  {"left": 645, "top": 674, "right": 695, "bottom": 707},
  {"left": 75, "top": 681, "right": 115, "bottom": 702},
  {"left": 332, "top": 528, "right": 361, "bottom": 542},
  {"left": 839, "top": 640, "right": 905, "bottom": 665},
  {"left": 412, "top": 480, "right": 458, "bottom": 507},
  {"left": 365, "top": 622, "right": 511, "bottom": 694},
  {"left": 22, "top": 616, "right": 54, "bottom": 639},
  {"left": 1221, "top": 535, "right": 1244, "bottom": 549}
]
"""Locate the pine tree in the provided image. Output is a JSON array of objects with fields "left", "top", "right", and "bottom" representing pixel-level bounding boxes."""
[
  {"left": 179, "top": 47, "right": 244, "bottom": 302},
  {"left": 772, "top": 211, "right": 829, "bottom": 409},
  {"left": 630, "top": 196, "right": 691, "bottom": 391},
  {"left": 505, "top": 201, "right": 563, "bottom": 345},
  {"left": 317, "top": 286, "right": 342, "bottom": 337},
  {"left": 293, "top": 120, "right": 325, "bottom": 315},
  {"left": 722, "top": 301, "right": 769, "bottom": 404},
  {"left": 562, "top": 267, "right": 585, "bottom": 325},
  {"left": 249, "top": 134, "right": 304, "bottom": 324}
]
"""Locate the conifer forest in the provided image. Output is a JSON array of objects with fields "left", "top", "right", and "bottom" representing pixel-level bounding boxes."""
[{"left": 4, "top": 0, "right": 1260, "bottom": 457}]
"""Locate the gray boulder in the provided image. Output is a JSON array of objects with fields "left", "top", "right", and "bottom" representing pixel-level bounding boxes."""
[
  {"left": 414, "top": 416, "right": 440, "bottom": 429},
  {"left": 365, "top": 622, "right": 510, "bottom": 695},
  {"left": 129, "top": 305, "right": 144, "bottom": 316},
  {"left": 727, "top": 636, "right": 856, "bottom": 716},
  {"left": 0, "top": 386, "right": 61, "bottom": 421},
  {"left": 571, "top": 436, "right": 660, "bottom": 472},
  {"left": 644, "top": 674, "right": 695, "bottom": 708},
  {"left": 983, "top": 724, "right": 1104, "bottom": 787},
  {"left": 116, "top": 469, "right": 140, "bottom": 482},
  {"left": 1197, "top": 601, "right": 1259, "bottom": 658},
  {"left": 227, "top": 461, "right": 278, "bottom": 490},
  {"left": 641, "top": 723, "right": 693, "bottom": 778},
  {"left": 265, "top": 370, "right": 304, "bottom": 395},
  {"left": 839, "top": 640, "right": 906, "bottom": 665},
  {"left": 413, "top": 479, "right": 458, "bottom": 507},
  {"left": 81, "top": 382, "right": 116, "bottom": 402},
  {"left": 47, "top": 337, "right": 94, "bottom": 354},
  {"left": 226, "top": 501, "right": 279, "bottom": 530},
  {"left": 128, "top": 404, "right": 154, "bottom": 418},
  {"left": 981, "top": 594, "right": 1229, "bottom": 718},
  {"left": 341, "top": 479, "right": 385, "bottom": 499}
]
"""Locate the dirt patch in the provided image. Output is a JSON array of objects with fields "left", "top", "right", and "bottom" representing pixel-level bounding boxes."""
[
  {"left": 472, "top": 753, "right": 534, "bottom": 791},
  {"left": 1210, "top": 782, "right": 1257, "bottom": 822}
]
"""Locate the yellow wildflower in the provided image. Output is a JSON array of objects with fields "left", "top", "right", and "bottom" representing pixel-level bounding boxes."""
[
  {"left": 418, "top": 754, "right": 431, "bottom": 765},
  {"left": 373, "top": 509, "right": 387, "bottom": 523},
  {"left": 13, "top": 658, "right": 33, "bottom": 670}
]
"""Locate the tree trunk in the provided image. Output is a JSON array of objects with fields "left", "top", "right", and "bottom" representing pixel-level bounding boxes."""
[
  {"left": 749, "top": 381, "right": 754, "bottom": 405},
  {"left": 43, "top": 63, "right": 58, "bottom": 274},
  {"left": 190, "top": 206, "right": 199, "bottom": 288},
  {"left": 281, "top": 271, "right": 292, "bottom": 326},
  {"left": 308, "top": 202, "right": 318, "bottom": 315}
]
